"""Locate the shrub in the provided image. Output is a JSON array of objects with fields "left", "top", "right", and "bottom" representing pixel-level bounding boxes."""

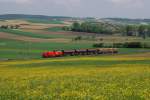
[
  {"left": 93, "top": 42, "right": 150, "bottom": 48},
  {"left": 143, "top": 43, "right": 150, "bottom": 48},
  {"left": 99, "top": 38, "right": 103, "bottom": 41},
  {"left": 113, "top": 43, "right": 124, "bottom": 48},
  {"left": 93, "top": 43, "right": 104, "bottom": 48},
  {"left": 62, "top": 26, "right": 71, "bottom": 31},
  {"left": 124, "top": 42, "right": 143, "bottom": 48},
  {"left": 74, "top": 36, "right": 82, "bottom": 41},
  {"left": 103, "top": 43, "right": 113, "bottom": 48}
]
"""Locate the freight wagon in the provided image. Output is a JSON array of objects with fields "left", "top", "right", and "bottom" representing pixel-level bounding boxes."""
[{"left": 42, "top": 48, "right": 118, "bottom": 58}]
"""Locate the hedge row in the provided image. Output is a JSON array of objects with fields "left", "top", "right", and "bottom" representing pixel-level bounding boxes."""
[{"left": 93, "top": 42, "right": 150, "bottom": 48}]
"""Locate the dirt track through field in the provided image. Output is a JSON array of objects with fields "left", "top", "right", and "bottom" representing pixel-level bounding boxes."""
[{"left": 0, "top": 32, "right": 70, "bottom": 43}]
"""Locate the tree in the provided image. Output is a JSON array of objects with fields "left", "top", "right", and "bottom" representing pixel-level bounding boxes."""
[
  {"left": 147, "top": 25, "right": 150, "bottom": 37},
  {"left": 138, "top": 25, "right": 147, "bottom": 39},
  {"left": 72, "top": 22, "right": 81, "bottom": 31},
  {"left": 80, "top": 22, "right": 88, "bottom": 32},
  {"left": 15, "top": 25, "right": 20, "bottom": 29},
  {"left": 74, "top": 36, "right": 82, "bottom": 41},
  {"left": 125, "top": 25, "right": 136, "bottom": 36},
  {"left": 63, "top": 26, "right": 71, "bottom": 31},
  {"left": 0, "top": 25, "right": 8, "bottom": 29},
  {"left": 10, "top": 25, "right": 14, "bottom": 29},
  {"left": 71, "top": 22, "right": 122, "bottom": 35}
]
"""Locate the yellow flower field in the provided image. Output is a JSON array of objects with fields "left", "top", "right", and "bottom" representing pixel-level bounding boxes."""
[{"left": 0, "top": 53, "right": 150, "bottom": 100}]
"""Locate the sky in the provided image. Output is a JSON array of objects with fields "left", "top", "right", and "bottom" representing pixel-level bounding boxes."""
[{"left": 0, "top": 0, "right": 149, "bottom": 18}]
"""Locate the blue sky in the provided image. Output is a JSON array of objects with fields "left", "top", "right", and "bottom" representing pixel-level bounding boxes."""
[{"left": 0, "top": 0, "right": 149, "bottom": 18}]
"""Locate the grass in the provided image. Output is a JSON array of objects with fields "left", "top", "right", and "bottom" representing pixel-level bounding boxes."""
[
  {"left": 0, "top": 53, "right": 150, "bottom": 99},
  {"left": 0, "top": 19, "right": 150, "bottom": 99},
  {"left": 0, "top": 29, "right": 76, "bottom": 39},
  {"left": 118, "top": 48, "right": 150, "bottom": 54},
  {"left": 45, "top": 27, "right": 63, "bottom": 32},
  {"left": 0, "top": 29, "right": 65, "bottom": 39},
  {"left": 0, "top": 39, "right": 150, "bottom": 59},
  {"left": 0, "top": 39, "right": 93, "bottom": 59},
  {"left": 0, "top": 19, "right": 5, "bottom": 21},
  {"left": 27, "top": 19, "right": 64, "bottom": 24}
]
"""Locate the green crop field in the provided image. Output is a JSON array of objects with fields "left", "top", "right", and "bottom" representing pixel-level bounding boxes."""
[
  {"left": 0, "top": 39, "right": 150, "bottom": 60},
  {"left": 0, "top": 36, "right": 150, "bottom": 100},
  {"left": 1, "top": 38, "right": 150, "bottom": 60},
  {"left": 0, "top": 28, "right": 79, "bottom": 39},
  {"left": 45, "top": 27, "right": 63, "bottom": 32},
  {"left": 0, "top": 39, "right": 94, "bottom": 59},
  {"left": 0, "top": 29, "right": 71, "bottom": 39},
  {"left": 0, "top": 18, "right": 150, "bottom": 100},
  {"left": 0, "top": 53, "right": 150, "bottom": 100},
  {"left": 27, "top": 19, "right": 64, "bottom": 24}
]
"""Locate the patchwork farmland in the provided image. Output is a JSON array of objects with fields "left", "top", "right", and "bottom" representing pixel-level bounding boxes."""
[{"left": 0, "top": 16, "right": 150, "bottom": 100}]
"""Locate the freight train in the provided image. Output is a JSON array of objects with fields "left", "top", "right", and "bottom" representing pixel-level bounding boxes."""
[{"left": 42, "top": 48, "right": 118, "bottom": 58}]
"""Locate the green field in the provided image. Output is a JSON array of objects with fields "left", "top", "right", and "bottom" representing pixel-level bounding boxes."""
[
  {"left": 0, "top": 28, "right": 79, "bottom": 39},
  {"left": 0, "top": 19, "right": 150, "bottom": 100},
  {"left": 0, "top": 39, "right": 93, "bottom": 59},
  {"left": 27, "top": 19, "right": 64, "bottom": 24},
  {"left": 0, "top": 53, "right": 150, "bottom": 100},
  {"left": 1, "top": 38, "right": 150, "bottom": 60},
  {"left": 45, "top": 27, "right": 63, "bottom": 32},
  {"left": 0, "top": 29, "right": 71, "bottom": 39},
  {"left": 0, "top": 39, "right": 150, "bottom": 60},
  {"left": 0, "top": 38, "right": 150, "bottom": 100}
]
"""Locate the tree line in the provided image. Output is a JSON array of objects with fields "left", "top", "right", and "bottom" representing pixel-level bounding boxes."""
[
  {"left": 64, "top": 22, "right": 150, "bottom": 39},
  {"left": 70, "top": 22, "right": 121, "bottom": 34},
  {"left": 124, "top": 25, "right": 150, "bottom": 39},
  {"left": 93, "top": 42, "right": 150, "bottom": 48},
  {"left": 0, "top": 25, "right": 20, "bottom": 29}
]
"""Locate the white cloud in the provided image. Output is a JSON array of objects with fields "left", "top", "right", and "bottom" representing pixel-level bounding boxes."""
[
  {"left": 15, "top": 0, "right": 30, "bottom": 3},
  {"left": 110, "top": 0, "right": 131, "bottom": 4},
  {"left": 108, "top": 0, "right": 144, "bottom": 7},
  {"left": 110, "top": 0, "right": 140, "bottom": 4},
  {"left": 0, "top": 0, "right": 81, "bottom": 5},
  {"left": 53, "top": 0, "right": 81, "bottom": 7},
  {"left": 51, "top": 0, "right": 81, "bottom": 11},
  {"left": 0, "top": 0, "right": 31, "bottom": 4}
]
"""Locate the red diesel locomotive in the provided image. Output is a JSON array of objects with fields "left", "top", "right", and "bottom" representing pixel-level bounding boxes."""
[{"left": 42, "top": 48, "right": 118, "bottom": 58}]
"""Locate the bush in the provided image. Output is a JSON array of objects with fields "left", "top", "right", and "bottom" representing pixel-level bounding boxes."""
[
  {"left": 74, "top": 36, "right": 82, "bottom": 41},
  {"left": 93, "top": 43, "right": 104, "bottom": 48},
  {"left": 124, "top": 42, "right": 143, "bottom": 48},
  {"left": 113, "top": 43, "right": 124, "bottom": 48},
  {"left": 93, "top": 42, "right": 150, "bottom": 48},
  {"left": 99, "top": 38, "right": 103, "bottom": 41},
  {"left": 93, "top": 43, "right": 112, "bottom": 48},
  {"left": 62, "top": 26, "right": 71, "bottom": 31},
  {"left": 143, "top": 43, "right": 150, "bottom": 48},
  {"left": 103, "top": 43, "right": 113, "bottom": 48}
]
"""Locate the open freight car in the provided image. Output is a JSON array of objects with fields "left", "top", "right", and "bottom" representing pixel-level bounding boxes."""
[{"left": 42, "top": 48, "right": 118, "bottom": 58}]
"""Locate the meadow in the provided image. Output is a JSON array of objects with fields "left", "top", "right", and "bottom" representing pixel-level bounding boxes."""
[
  {"left": 0, "top": 19, "right": 150, "bottom": 100},
  {"left": 0, "top": 38, "right": 150, "bottom": 60},
  {"left": 0, "top": 53, "right": 150, "bottom": 100},
  {"left": 0, "top": 39, "right": 93, "bottom": 59},
  {"left": 27, "top": 19, "right": 64, "bottom": 24},
  {"left": 45, "top": 27, "right": 63, "bottom": 32},
  {"left": 0, "top": 29, "right": 71, "bottom": 39}
]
